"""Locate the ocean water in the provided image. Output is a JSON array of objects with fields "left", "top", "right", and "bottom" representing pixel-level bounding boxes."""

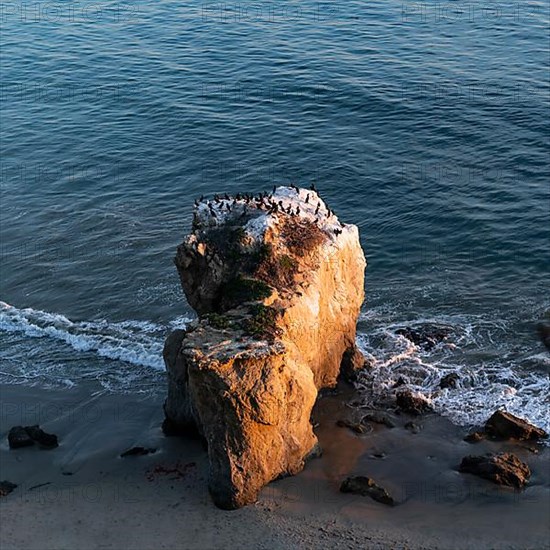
[{"left": 1, "top": 1, "right": 549, "bottom": 432}]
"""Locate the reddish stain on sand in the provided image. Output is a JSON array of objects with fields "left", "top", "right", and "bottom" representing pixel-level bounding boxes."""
[{"left": 145, "top": 461, "right": 196, "bottom": 482}]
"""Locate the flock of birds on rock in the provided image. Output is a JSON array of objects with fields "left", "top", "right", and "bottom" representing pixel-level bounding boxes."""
[{"left": 193, "top": 183, "right": 345, "bottom": 234}]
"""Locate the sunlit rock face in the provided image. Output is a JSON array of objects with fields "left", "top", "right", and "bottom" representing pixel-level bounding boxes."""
[{"left": 164, "top": 186, "right": 366, "bottom": 509}]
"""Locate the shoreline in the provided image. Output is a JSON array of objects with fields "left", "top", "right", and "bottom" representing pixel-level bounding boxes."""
[{"left": 1, "top": 384, "right": 548, "bottom": 549}]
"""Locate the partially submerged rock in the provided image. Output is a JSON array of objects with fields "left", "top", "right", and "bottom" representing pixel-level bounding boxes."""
[
  {"left": 459, "top": 453, "right": 531, "bottom": 488},
  {"left": 395, "top": 324, "right": 452, "bottom": 351},
  {"left": 439, "top": 372, "right": 459, "bottom": 389},
  {"left": 8, "top": 425, "right": 58, "bottom": 449},
  {"left": 340, "top": 476, "right": 395, "bottom": 506},
  {"left": 120, "top": 447, "right": 157, "bottom": 458},
  {"left": 464, "top": 411, "right": 546, "bottom": 444},
  {"left": 392, "top": 376, "right": 407, "bottom": 388},
  {"left": 164, "top": 186, "right": 366, "bottom": 509},
  {"left": 395, "top": 390, "right": 432, "bottom": 415},
  {"left": 484, "top": 410, "right": 547, "bottom": 442}
]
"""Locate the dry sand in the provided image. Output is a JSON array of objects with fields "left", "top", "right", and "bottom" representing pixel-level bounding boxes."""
[{"left": 1, "top": 384, "right": 548, "bottom": 549}]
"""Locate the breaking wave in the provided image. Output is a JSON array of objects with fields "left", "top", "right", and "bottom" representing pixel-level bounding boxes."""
[
  {"left": 1, "top": 301, "right": 548, "bottom": 436},
  {"left": 0, "top": 301, "right": 193, "bottom": 392},
  {"left": 355, "top": 309, "right": 550, "bottom": 437}
]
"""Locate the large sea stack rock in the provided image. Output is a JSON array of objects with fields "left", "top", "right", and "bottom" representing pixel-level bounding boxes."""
[{"left": 163, "top": 186, "right": 366, "bottom": 509}]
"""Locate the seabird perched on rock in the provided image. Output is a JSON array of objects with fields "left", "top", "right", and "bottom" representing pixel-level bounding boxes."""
[
  {"left": 310, "top": 183, "right": 317, "bottom": 192},
  {"left": 286, "top": 205, "right": 292, "bottom": 214},
  {"left": 315, "top": 203, "right": 320, "bottom": 215},
  {"left": 199, "top": 195, "right": 204, "bottom": 202},
  {"left": 272, "top": 185, "right": 277, "bottom": 193},
  {"left": 194, "top": 199, "right": 199, "bottom": 207},
  {"left": 305, "top": 194, "right": 309, "bottom": 204},
  {"left": 224, "top": 193, "right": 230, "bottom": 200},
  {"left": 296, "top": 206, "right": 300, "bottom": 215}
]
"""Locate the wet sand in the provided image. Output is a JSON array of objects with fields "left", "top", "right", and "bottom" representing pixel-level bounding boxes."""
[{"left": 1, "top": 384, "right": 548, "bottom": 549}]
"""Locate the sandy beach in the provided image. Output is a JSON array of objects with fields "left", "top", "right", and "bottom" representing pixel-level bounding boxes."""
[{"left": 1, "top": 384, "right": 548, "bottom": 550}]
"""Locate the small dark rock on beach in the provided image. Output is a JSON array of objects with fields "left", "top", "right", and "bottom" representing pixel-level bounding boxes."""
[
  {"left": 25, "top": 425, "right": 59, "bottom": 448},
  {"left": 0, "top": 480, "right": 18, "bottom": 497},
  {"left": 459, "top": 452, "right": 531, "bottom": 488},
  {"left": 120, "top": 446, "right": 157, "bottom": 458},
  {"left": 8, "top": 426, "right": 34, "bottom": 449},
  {"left": 8, "top": 425, "right": 58, "bottom": 449},
  {"left": 340, "top": 476, "right": 395, "bottom": 506}
]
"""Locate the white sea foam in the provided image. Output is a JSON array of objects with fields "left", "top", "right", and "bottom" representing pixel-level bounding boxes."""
[
  {"left": 0, "top": 301, "right": 193, "bottom": 371},
  {"left": 355, "top": 310, "right": 550, "bottom": 438}
]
